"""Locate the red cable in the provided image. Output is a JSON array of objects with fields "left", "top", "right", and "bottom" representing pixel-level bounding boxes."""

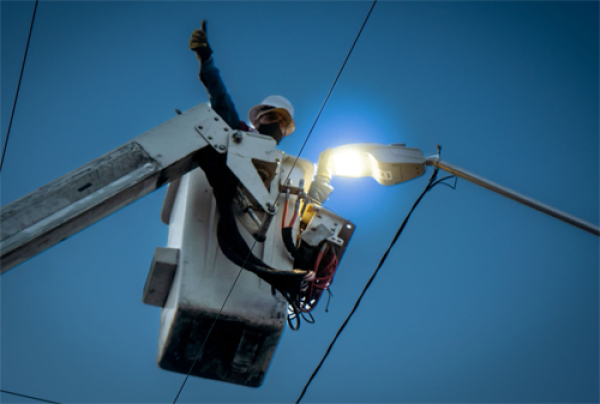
[
  {"left": 282, "top": 199, "right": 289, "bottom": 229},
  {"left": 307, "top": 248, "right": 325, "bottom": 305},
  {"left": 300, "top": 243, "right": 341, "bottom": 312},
  {"left": 287, "top": 211, "right": 299, "bottom": 228}
]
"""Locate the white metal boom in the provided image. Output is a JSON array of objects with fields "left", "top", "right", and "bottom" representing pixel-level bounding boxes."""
[{"left": 0, "top": 103, "right": 272, "bottom": 273}]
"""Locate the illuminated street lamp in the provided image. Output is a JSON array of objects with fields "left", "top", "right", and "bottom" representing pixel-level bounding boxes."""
[{"left": 308, "top": 143, "right": 599, "bottom": 237}]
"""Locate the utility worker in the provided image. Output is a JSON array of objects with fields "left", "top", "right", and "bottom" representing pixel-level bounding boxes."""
[
  {"left": 189, "top": 20, "right": 295, "bottom": 144},
  {"left": 186, "top": 21, "right": 309, "bottom": 314}
]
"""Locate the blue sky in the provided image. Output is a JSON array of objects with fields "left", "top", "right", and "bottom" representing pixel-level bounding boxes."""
[{"left": 1, "top": 1, "right": 598, "bottom": 403}]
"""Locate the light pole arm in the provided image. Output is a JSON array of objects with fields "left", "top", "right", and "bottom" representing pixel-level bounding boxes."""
[{"left": 425, "top": 156, "right": 599, "bottom": 237}]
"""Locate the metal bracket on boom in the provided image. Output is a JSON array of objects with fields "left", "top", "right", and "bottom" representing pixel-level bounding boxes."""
[
  {"left": 227, "top": 132, "right": 280, "bottom": 213},
  {"left": 195, "top": 122, "right": 280, "bottom": 213}
]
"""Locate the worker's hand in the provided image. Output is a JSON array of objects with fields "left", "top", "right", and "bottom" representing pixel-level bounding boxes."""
[{"left": 189, "top": 20, "right": 212, "bottom": 62}]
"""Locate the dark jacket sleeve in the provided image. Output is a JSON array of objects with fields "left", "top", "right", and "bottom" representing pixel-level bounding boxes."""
[{"left": 199, "top": 57, "right": 241, "bottom": 130}]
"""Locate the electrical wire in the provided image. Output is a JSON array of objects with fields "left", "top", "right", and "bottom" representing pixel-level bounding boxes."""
[
  {"left": 269, "top": 0, "right": 379, "bottom": 317},
  {"left": 171, "top": 269, "right": 244, "bottom": 403},
  {"left": 324, "top": 289, "right": 334, "bottom": 312},
  {"left": 273, "top": 0, "right": 379, "bottom": 329},
  {"left": 432, "top": 174, "right": 458, "bottom": 190},
  {"left": 1, "top": 0, "right": 40, "bottom": 173},
  {"left": 295, "top": 150, "right": 454, "bottom": 404},
  {"left": 173, "top": 1, "right": 379, "bottom": 399},
  {"left": 300, "top": 311, "right": 315, "bottom": 324},
  {"left": 274, "top": 0, "right": 379, "bottom": 202},
  {"left": 1, "top": 389, "right": 61, "bottom": 404}
]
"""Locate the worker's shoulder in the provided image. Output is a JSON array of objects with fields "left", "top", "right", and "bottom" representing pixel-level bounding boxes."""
[{"left": 239, "top": 121, "right": 258, "bottom": 133}]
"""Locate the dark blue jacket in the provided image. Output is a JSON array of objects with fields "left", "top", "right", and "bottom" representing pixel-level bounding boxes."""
[{"left": 199, "top": 57, "right": 255, "bottom": 132}]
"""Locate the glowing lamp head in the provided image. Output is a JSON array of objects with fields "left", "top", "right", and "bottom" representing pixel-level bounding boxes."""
[
  {"left": 330, "top": 148, "right": 374, "bottom": 177},
  {"left": 308, "top": 143, "right": 428, "bottom": 205},
  {"left": 327, "top": 143, "right": 427, "bottom": 186}
]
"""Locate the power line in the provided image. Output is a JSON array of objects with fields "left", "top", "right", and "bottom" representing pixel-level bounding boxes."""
[
  {"left": 264, "top": 0, "right": 380, "bottom": 329},
  {"left": 294, "top": 0, "right": 378, "bottom": 160},
  {"left": 278, "top": 0, "right": 379, "bottom": 192},
  {"left": 295, "top": 156, "right": 455, "bottom": 403},
  {"left": 0, "top": 0, "right": 40, "bottom": 173},
  {"left": 172, "top": 1, "right": 379, "bottom": 400},
  {"left": 1, "top": 389, "right": 62, "bottom": 404},
  {"left": 270, "top": 0, "right": 379, "bottom": 331},
  {"left": 171, "top": 267, "right": 244, "bottom": 403}
]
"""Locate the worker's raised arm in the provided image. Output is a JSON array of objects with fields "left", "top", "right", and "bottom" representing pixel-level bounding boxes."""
[{"left": 189, "top": 20, "right": 242, "bottom": 129}]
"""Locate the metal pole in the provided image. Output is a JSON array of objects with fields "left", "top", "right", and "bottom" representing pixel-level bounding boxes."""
[{"left": 425, "top": 156, "right": 599, "bottom": 237}]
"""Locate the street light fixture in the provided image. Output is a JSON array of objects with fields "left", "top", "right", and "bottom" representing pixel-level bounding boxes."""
[
  {"left": 308, "top": 143, "right": 599, "bottom": 237},
  {"left": 327, "top": 143, "right": 426, "bottom": 185},
  {"left": 307, "top": 143, "right": 427, "bottom": 204}
]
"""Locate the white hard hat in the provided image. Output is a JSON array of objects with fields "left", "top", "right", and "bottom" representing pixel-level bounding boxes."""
[{"left": 248, "top": 95, "right": 295, "bottom": 136}]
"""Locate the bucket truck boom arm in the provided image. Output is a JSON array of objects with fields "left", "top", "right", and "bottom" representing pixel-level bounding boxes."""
[{"left": 0, "top": 103, "right": 278, "bottom": 273}]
